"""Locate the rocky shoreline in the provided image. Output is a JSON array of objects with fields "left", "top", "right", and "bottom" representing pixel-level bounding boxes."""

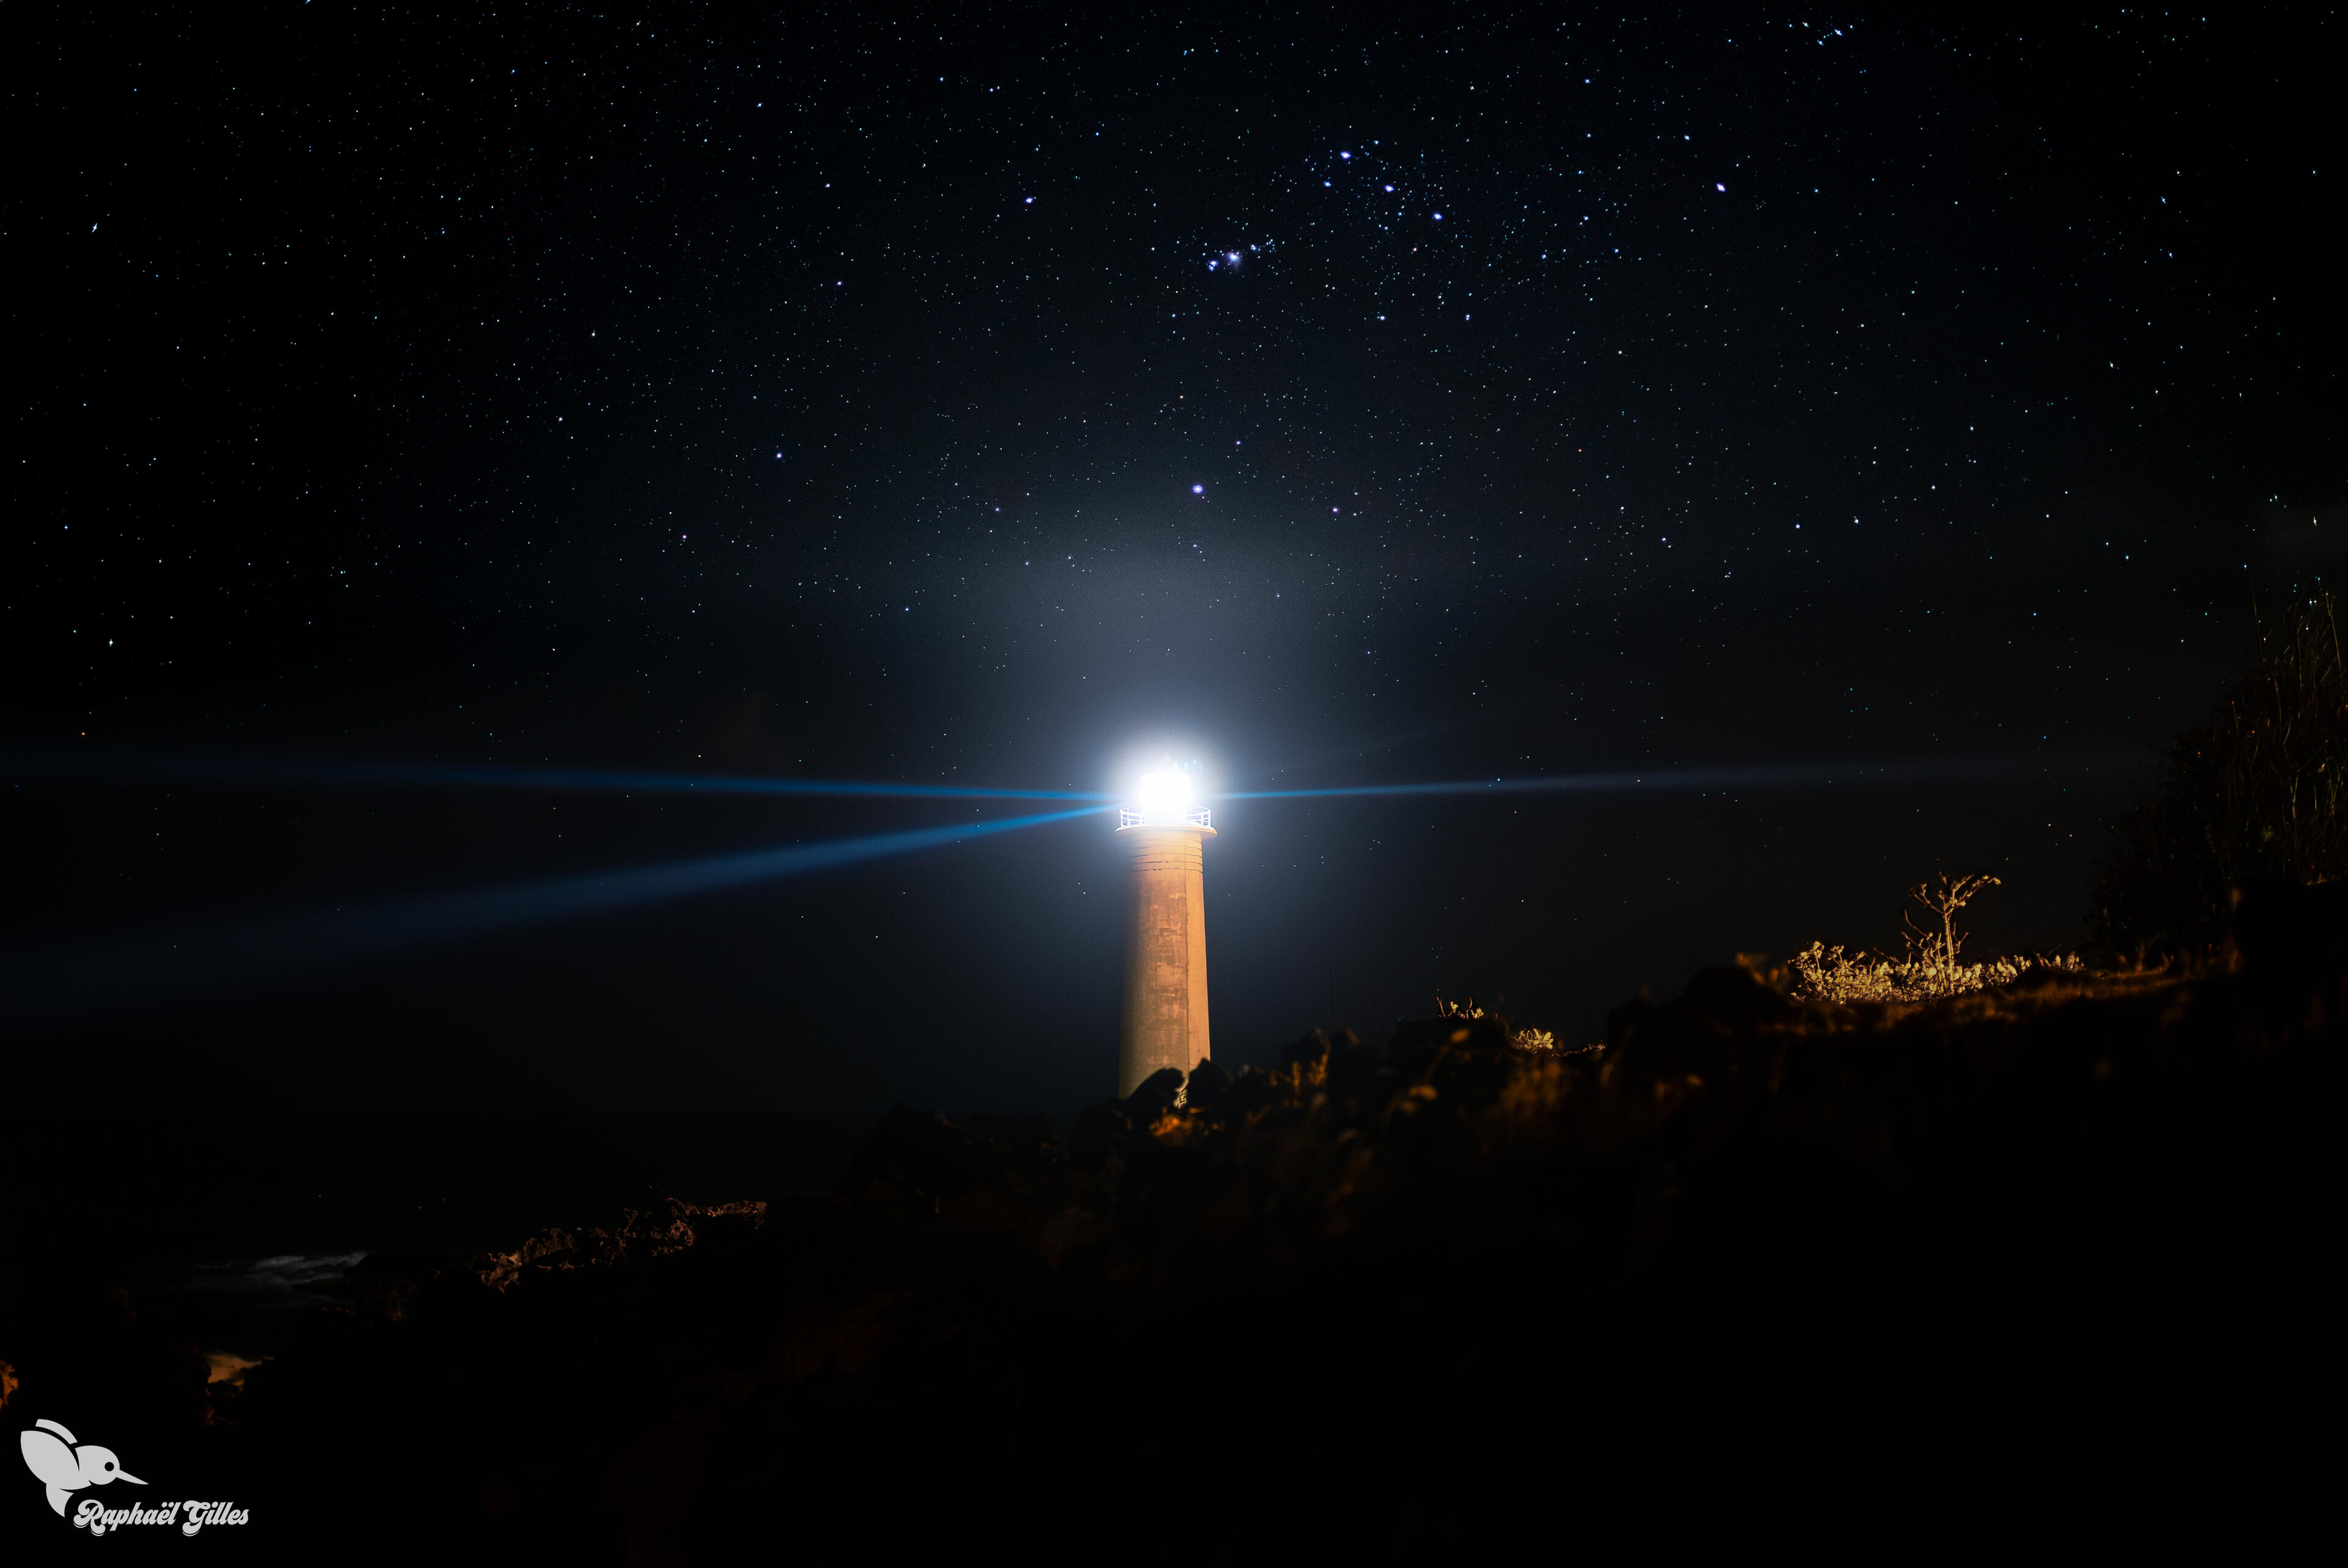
[{"left": 7, "top": 896, "right": 2337, "bottom": 1556}]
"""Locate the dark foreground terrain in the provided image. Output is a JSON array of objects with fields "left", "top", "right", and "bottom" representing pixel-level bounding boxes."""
[{"left": 6, "top": 895, "right": 2338, "bottom": 1558}]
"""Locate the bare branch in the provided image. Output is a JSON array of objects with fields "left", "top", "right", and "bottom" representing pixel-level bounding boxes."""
[{"left": 1906, "top": 872, "right": 2002, "bottom": 968}]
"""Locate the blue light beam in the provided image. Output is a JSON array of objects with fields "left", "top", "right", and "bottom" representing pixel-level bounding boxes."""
[
  {"left": 0, "top": 745, "right": 1109, "bottom": 802},
  {"left": 1222, "top": 751, "right": 2132, "bottom": 801},
  {"left": 1, "top": 805, "right": 1106, "bottom": 1026}
]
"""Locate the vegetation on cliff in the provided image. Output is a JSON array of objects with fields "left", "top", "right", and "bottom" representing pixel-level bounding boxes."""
[
  {"left": 2099, "top": 593, "right": 2348, "bottom": 952},
  {"left": 1790, "top": 869, "right": 2084, "bottom": 1004},
  {"left": 22, "top": 889, "right": 2313, "bottom": 1556}
]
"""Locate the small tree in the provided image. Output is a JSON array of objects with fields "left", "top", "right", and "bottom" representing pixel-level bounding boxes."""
[
  {"left": 1903, "top": 872, "right": 2001, "bottom": 969},
  {"left": 1793, "top": 873, "right": 2075, "bottom": 1004}
]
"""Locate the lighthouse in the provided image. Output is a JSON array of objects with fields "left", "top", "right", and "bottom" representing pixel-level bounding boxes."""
[{"left": 1116, "top": 765, "right": 1215, "bottom": 1096}]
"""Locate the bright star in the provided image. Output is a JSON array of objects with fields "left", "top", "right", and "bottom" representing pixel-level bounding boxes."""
[{"left": 1191, "top": 484, "right": 1205, "bottom": 495}]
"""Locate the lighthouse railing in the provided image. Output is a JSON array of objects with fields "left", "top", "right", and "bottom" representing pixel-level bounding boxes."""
[{"left": 1118, "top": 808, "right": 1213, "bottom": 828}]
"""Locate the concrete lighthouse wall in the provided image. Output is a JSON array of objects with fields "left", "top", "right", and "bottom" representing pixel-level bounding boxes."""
[{"left": 1116, "top": 821, "right": 1215, "bottom": 1097}]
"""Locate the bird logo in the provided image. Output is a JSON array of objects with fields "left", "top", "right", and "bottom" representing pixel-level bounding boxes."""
[{"left": 20, "top": 1419, "right": 144, "bottom": 1517}]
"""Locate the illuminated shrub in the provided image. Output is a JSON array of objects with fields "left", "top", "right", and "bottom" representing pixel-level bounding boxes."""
[
  {"left": 1434, "top": 995, "right": 1568, "bottom": 1052},
  {"left": 1791, "top": 873, "right": 2081, "bottom": 1004},
  {"left": 1790, "top": 941, "right": 2083, "bottom": 1004}
]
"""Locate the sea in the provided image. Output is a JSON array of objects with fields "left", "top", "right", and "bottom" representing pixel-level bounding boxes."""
[{"left": 0, "top": 1112, "right": 885, "bottom": 1365}]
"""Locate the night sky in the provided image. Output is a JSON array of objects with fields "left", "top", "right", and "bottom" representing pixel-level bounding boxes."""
[{"left": 9, "top": 4, "right": 2341, "bottom": 1114}]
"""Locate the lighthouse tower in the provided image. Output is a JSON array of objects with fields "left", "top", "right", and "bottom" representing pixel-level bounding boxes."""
[{"left": 1116, "top": 767, "right": 1215, "bottom": 1097}]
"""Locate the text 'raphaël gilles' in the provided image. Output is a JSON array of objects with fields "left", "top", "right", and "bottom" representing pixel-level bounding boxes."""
[{"left": 75, "top": 1498, "right": 252, "bottom": 1537}]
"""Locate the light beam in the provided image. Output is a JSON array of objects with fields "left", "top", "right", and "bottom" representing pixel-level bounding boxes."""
[
  {"left": 1, "top": 805, "right": 1105, "bottom": 1026},
  {"left": 0, "top": 746, "right": 1109, "bottom": 802},
  {"left": 1222, "top": 751, "right": 2131, "bottom": 801}
]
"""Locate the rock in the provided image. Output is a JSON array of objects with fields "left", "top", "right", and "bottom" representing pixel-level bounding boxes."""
[
  {"left": 1120, "top": 1067, "right": 1187, "bottom": 1122},
  {"left": 2234, "top": 877, "right": 2348, "bottom": 1026},
  {"left": 834, "top": 1104, "right": 1007, "bottom": 1211},
  {"left": 1068, "top": 1100, "right": 1132, "bottom": 1166},
  {"left": 1216, "top": 1067, "right": 1281, "bottom": 1120},
  {"left": 1183, "top": 1057, "right": 1233, "bottom": 1110},
  {"left": 1280, "top": 1027, "right": 1332, "bottom": 1070},
  {"left": 477, "top": 1198, "right": 769, "bottom": 1292},
  {"left": 1326, "top": 1029, "right": 1380, "bottom": 1098},
  {"left": 62, "top": 946, "right": 2336, "bottom": 1551},
  {"left": 1680, "top": 963, "right": 1798, "bottom": 1029},
  {"left": 1385, "top": 1013, "right": 1509, "bottom": 1076}
]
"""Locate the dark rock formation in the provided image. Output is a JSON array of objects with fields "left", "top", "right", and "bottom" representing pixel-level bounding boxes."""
[
  {"left": 5, "top": 897, "right": 2336, "bottom": 1555},
  {"left": 475, "top": 1198, "right": 770, "bottom": 1293}
]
